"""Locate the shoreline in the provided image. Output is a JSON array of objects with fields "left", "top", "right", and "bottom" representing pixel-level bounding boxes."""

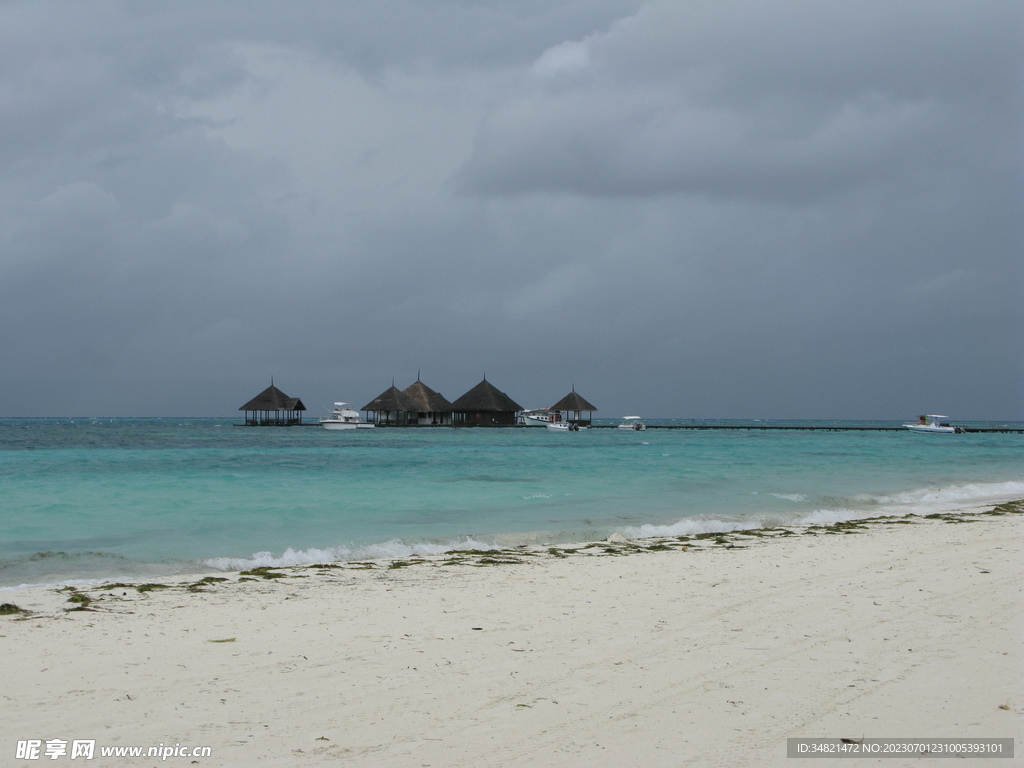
[
  {"left": 3, "top": 502, "right": 1022, "bottom": 767},
  {"left": 4, "top": 500, "right": 1022, "bottom": 610},
  {"left": 5, "top": 493, "right": 1024, "bottom": 591}
]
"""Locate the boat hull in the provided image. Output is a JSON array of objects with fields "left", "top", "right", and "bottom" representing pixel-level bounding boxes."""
[
  {"left": 320, "top": 421, "right": 375, "bottom": 430},
  {"left": 521, "top": 415, "right": 554, "bottom": 427},
  {"left": 904, "top": 424, "right": 957, "bottom": 434},
  {"left": 546, "top": 422, "right": 583, "bottom": 431}
]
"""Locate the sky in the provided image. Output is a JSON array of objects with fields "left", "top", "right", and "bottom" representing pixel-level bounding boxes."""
[{"left": 2, "top": 0, "right": 1022, "bottom": 420}]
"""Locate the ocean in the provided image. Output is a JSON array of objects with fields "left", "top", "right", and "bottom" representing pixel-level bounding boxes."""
[{"left": 2, "top": 418, "right": 1022, "bottom": 588}]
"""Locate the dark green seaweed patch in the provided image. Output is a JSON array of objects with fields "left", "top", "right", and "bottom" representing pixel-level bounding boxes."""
[
  {"left": 187, "top": 576, "right": 229, "bottom": 592},
  {"left": 827, "top": 521, "right": 869, "bottom": 533},
  {"left": 0, "top": 603, "right": 25, "bottom": 615},
  {"left": 981, "top": 501, "right": 1023, "bottom": 516},
  {"left": 239, "top": 567, "right": 286, "bottom": 579},
  {"left": 136, "top": 583, "right": 172, "bottom": 592},
  {"left": 65, "top": 591, "right": 94, "bottom": 611},
  {"left": 449, "top": 549, "right": 505, "bottom": 556}
]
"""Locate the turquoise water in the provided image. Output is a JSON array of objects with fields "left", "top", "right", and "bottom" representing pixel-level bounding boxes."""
[{"left": 1, "top": 418, "right": 1022, "bottom": 587}]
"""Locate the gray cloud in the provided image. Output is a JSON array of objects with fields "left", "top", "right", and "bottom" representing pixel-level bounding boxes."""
[
  {"left": 458, "top": 2, "right": 1021, "bottom": 201},
  {"left": 0, "top": 1, "right": 1020, "bottom": 419}
]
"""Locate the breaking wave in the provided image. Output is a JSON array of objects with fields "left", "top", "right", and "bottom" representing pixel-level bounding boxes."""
[{"left": 624, "top": 480, "right": 1024, "bottom": 537}]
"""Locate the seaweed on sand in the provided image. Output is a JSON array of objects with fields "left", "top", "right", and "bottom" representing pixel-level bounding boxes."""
[
  {"left": 136, "top": 583, "right": 172, "bottom": 592},
  {"left": 188, "top": 576, "right": 229, "bottom": 592},
  {"left": 65, "top": 591, "right": 94, "bottom": 611},
  {"left": 239, "top": 567, "right": 287, "bottom": 579},
  {"left": 472, "top": 557, "right": 523, "bottom": 566}
]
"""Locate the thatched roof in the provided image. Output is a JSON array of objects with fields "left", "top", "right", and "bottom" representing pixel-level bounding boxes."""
[
  {"left": 451, "top": 379, "right": 522, "bottom": 413},
  {"left": 361, "top": 385, "right": 415, "bottom": 413},
  {"left": 402, "top": 379, "right": 453, "bottom": 412},
  {"left": 550, "top": 389, "right": 597, "bottom": 412},
  {"left": 238, "top": 384, "right": 306, "bottom": 412}
]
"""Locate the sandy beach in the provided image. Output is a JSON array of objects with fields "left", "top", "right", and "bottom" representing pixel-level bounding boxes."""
[{"left": 3, "top": 504, "right": 1022, "bottom": 767}]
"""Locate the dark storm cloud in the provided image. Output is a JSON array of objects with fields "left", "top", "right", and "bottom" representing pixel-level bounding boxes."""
[{"left": 0, "top": 1, "right": 1020, "bottom": 419}]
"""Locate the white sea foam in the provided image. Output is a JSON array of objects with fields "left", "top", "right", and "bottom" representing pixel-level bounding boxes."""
[
  {"left": 792, "top": 508, "right": 867, "bottom": 526},
  {"left": 625, "top": 480, "right": 1024, "bottom": 539},
  {"left": 1, "top": 578, "right": 108, "bottom": 592},
  {"left": 200, "top": 537, "right": 503, "bottom": 572},
  {"left": 795, "top": 480, "right": 1024, "bottom": 525},
  {"left": 856, "top": 481, "right": 1024, "bottom": 509},
  {"left": 622, "top": 517, "right": 767, "bottom": 539},
  {"left": 199, "top": 481, "right": 1024, "bottom": 571}
]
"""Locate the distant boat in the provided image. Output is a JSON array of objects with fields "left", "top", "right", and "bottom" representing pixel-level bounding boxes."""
[
  {"left": 320, "top": 403, "right": 375, "bottom": 430},
  {"left": 617, "top": 416, "right": 647, "bottom": 431},
  {"left": 546, "top": 421, "right": 583, "bottom": 432},
  {"left": 519, "top": 408, "right": 558, "bottom": 426},
  {"left": 904, "top": 415, "right": 962, "bottom": 434}
]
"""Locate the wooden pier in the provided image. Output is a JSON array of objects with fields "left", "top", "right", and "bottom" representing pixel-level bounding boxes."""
[
  {"left": 363, "top": 423, "right": 1023, "bottom": 433},
  {"left": 588, "top": 425, "right": 1024, "bottom": 433}
]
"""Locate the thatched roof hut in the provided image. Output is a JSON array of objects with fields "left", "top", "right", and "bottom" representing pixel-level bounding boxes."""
[
  {"left": 402, "top": 377, "right": 453, "bottom": 425},
  {"left": 361, "top": 385, "right": 416, "bottom": 425},
  {"left": 238, "top": 383, "right": 306, "bottom": 426},
  {"left": 451, "top": 378, "right": 523, "bottom": 426},
  {"left": 550, "top": 388, "right": 597, "bottom": 426}
]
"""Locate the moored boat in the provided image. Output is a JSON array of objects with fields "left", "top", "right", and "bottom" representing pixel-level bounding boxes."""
[
  {"left": 519, "top": 408, "right": 557, "bottom": 426},
  {"left": 546, "top": 421, "right": 583, "bottom": 432},
  {"left": 320, "top": 403, "right": 375, "bottom": 430},
  {"left": 904, "top": 415, "right": 962, "bottom": 434},
  {"left": 617, "top": 416, "right": 646, "bottom": 431}
]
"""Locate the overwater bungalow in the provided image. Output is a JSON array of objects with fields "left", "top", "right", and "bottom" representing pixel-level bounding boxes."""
[
  {"left": 550, "top": 388, "right": 598, "bottom": 427},
  {"left": 402, "top": 376, "right": 453, "bottom": 426},
  {"left": 238, "top": 383, "right": 307, "bottom": 426},
  {"left": 450, "top": 378, "right": 523, "bottom": 427},
  {"left": 361, "top": 384, "right": 416, "bottom": 426}
]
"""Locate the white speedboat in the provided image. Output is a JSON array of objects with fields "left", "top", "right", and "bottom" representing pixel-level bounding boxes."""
[
  {"left": 617, "top": 416, "right": 647, "bottom": 431},
  {"left": 519, "top": 408, "right": 557, "bottom": 426},
  {"left": 546, "top": 421, "right": 583, "bottom": 432},
  {"left": 904, "top": 415, "right": 962, "bottom": 434},
  {"left": 320, "top": 403, "right": 375, "bottom": 430}
]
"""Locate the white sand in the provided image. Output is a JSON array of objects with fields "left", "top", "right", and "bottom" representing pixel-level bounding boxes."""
[{"left": 2, "top": 508, "right": 1022, "bottom": 767}]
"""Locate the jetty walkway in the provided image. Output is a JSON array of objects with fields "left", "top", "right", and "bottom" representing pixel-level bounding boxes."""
[{"left": 587, "top": 425, "right": 1023, "bottom": 433}]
